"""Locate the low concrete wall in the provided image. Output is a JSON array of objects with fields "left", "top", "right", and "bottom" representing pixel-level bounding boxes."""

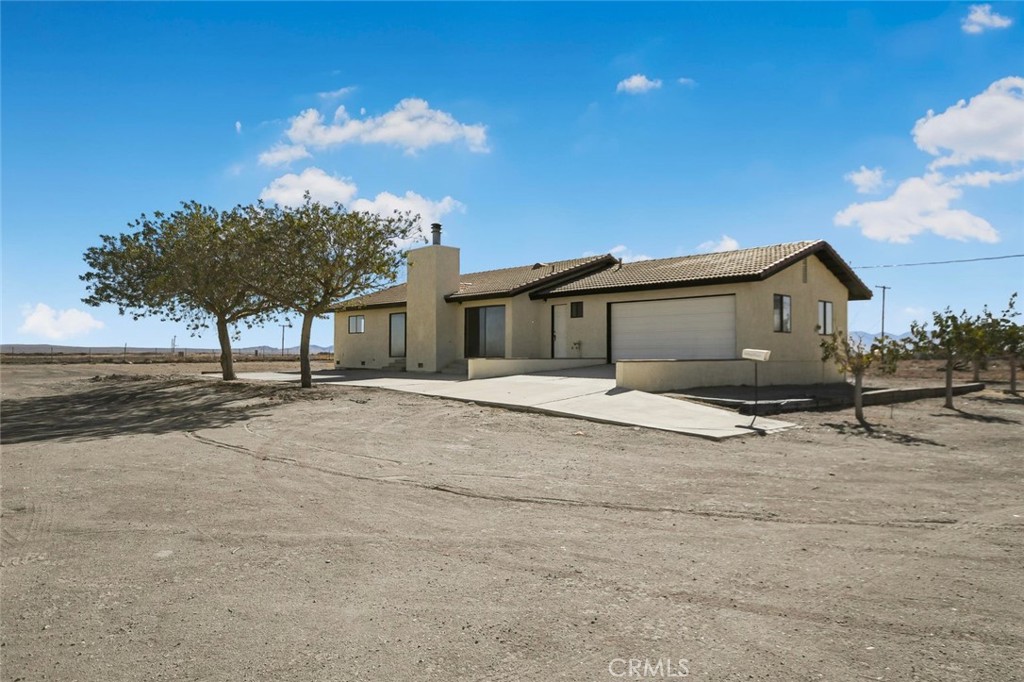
[
  {"left": 616, "top": 359, "right": 842, "bottom": 392},
  {"left": 468, "top": 357, "right": 606, "bottom": 380},
  {"left": 862, "top": 383, "right": 984, "bottom": 406}
]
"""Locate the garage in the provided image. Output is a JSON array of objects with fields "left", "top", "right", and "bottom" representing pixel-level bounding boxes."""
[{"left": 610, "top": 295, "right": 736, "bottom": 361}]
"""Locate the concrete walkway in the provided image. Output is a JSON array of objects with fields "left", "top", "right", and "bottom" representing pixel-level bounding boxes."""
[{"left": 235, "top": 367, "right": 794, "bottom": 441}]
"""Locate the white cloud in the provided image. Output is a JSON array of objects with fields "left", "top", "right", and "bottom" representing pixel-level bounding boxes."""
[
  {"left": 948, "top": 168, "right": 1024, "bottom": 187},
  {"left": 352, "top": 191, "right": 464, "bottom": 246},
  {"left": 838, "top": 77, "right": 1023, "bottom": 244},
  {"left": 259, "top": 168, "right": 463, "bottom": 245},
  {"left": 844, "top": 166, "right": 886, "bottom": 194},
  {"left": 283, "top": 98, "right": 489, "bottom": 154},
  {"left": 259, "top": 167, "right": 359, "bottom": 207},
  {"left": 912, "top": 76, "right": 1024, "bottom": 169},
  {"left": 677, "top": 77, "right": 697, "bottom": 87},
  {"left": 696, "top": 235, "right": 740, "bottom": 253},
  {"left": 835, "top": 173, "right": 1000, "bottom": 244},
  {"left": 258, "top": 143, "right": 312, "bottom": 167},
  {"left": 318, "top": 86, "right": 356, "bottom": 100},
  {"left": 607, "top": 245, "right": 653, "bottom": 262},
  {"left": 962, "top": 4, "right": 1013, "bottom": 34},
  {"left": 616, "top": 74, "right": 662, "bottom": 95},
  {"left": 18, "top": 303, "right": 104, "bottom": 340},
  {"left": 235, "top": 121, "right": 242, "bottom": 134}
]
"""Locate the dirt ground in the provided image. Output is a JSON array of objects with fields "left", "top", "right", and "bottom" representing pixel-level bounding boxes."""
[{"left": 1, "top": 362, "right": 1022, "bottom": 681}]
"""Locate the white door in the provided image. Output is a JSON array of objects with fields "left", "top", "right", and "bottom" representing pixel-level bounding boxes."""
[
  {"left": 552, "top": 304, "right": 569, "bottom": 358},
  {"left": 610, "top": 295, "right": 736, "bottom": 361}
]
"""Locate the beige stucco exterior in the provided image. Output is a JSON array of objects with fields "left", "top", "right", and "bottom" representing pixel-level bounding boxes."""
[
  {"left": 531, "top": 253, "right": 848, "bottom": 364},
  {"left": 333, "top": 305, "right": 407, "bottom": 369},
  {"left": 406, "top": 245, "right": 460, "bottom": 372},
  {"left": 334, "top": 250, "right": 855, "bottom": 388}
]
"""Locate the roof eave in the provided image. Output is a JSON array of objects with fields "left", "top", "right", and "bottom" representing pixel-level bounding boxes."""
[
  {"left": 533, "top": 273, "right": 762, "bottom": 299},
  {"left": 330, "top": 300, "right": 408, "bottom": 312},
  {"left": 448, "top": 254, "right": 618, "bottom": 303}
]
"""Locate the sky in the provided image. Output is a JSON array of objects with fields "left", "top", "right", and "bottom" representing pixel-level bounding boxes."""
[{"left": 2, "top": 2, "right": 1022, "bottom": 350}]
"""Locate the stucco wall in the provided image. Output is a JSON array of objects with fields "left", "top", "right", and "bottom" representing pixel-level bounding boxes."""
[
  {"left": 333, "top": 307, "right": 405, "bottom": 369},
  {"left": 333, "top": 253, "right": 855, "bottom": 381},
  {"left": 468, "top": 357, "right": 607, "bottom": 380},
  {"left": 616, "top": 359, "right": 843, "bottom": 392},
  {"left": 453, "top": 295, "right": 544, "bottom": 360},
  {"left": 406, "top": 245, "right": 460, "bottom": 372},
  {"left": 533, "top": 254, "right": 850, "bottom": 364}
]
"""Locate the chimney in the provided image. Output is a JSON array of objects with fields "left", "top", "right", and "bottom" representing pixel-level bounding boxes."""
[{"left": 430, "top": 223, "right": 442, "bottom": 245}]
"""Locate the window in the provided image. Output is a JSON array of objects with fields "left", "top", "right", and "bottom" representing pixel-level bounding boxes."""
[
  {"left": 348, "top": 315, "right": 365, "bottom": 334},
  {"left": 465, "top": 305, "right": 506, "bottom": 357},
  {"left": 773, "top": 294, "right": 791, "bottom": 333},
  {"left": 570, "top": 301, "right": 584, "bottom": 318},
  {"left": 817, "top": 300, "right": 834, "bottom": 335}
]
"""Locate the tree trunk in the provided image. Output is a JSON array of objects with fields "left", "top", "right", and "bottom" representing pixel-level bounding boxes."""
[
  {"left": 944, "top": 360, "right": 954, "bottom": 409},
  {"left": 1010, "top": 354, "right": 1018, "bottom": 394},
  {"left": 298, "top": 312, "right": 314, "bottom": 389},
  {"left": 216, "top": 316, "right": 236, "bottom": 381},
  {"left": 854, "top": 370, "right": 865, "bottom": 424},
  {"left": 971, "top": 356, "right": 981, "bottom": 382}
]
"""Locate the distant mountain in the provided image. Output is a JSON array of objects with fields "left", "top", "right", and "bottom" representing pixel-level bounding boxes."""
[
  {"left": 245, "top": 345, "right": 334, "bottom": 355},
  {"left": 849, "top": 331, "right": 911, "bottom": 346}
]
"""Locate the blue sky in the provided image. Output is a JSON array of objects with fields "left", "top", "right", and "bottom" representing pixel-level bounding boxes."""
[{"left": 3, "top": 2, "right": 1022, "bottom": 349}]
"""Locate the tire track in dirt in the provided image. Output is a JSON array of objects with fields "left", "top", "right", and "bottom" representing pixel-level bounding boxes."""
[
  {"left": 183, "top": 430, "right": 972, "bottom": 531},
  {"left": 660, "top": 588, "right": 1024, "bottom": 648}
]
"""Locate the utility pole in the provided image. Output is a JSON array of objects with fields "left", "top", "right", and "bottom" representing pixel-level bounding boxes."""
[
  {"left": 875, "top": 285, "right": 891, "bottom": 342},
  {"left": 171, "top": 335, "right": 176, "bottom": 354},
  {"left": 280, "top": 321, "right": 291, "bottom": 356}
]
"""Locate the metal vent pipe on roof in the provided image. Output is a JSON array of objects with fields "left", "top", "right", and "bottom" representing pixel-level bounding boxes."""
[{"left": 431, "top": 223, "right": 442, "bottom": 245}]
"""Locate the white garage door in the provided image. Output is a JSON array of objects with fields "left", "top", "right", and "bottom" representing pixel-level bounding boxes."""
[{"left": 610, "top": 295, "right": 736, "bottom": 361}]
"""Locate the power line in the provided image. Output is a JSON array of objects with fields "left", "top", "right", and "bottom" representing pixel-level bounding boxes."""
[{"left": 853, "top": 253, "right": 1024, "bottom": 269}]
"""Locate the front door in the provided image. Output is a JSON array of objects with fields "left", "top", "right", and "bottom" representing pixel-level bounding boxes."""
[
  {"left": 389, "top": 313, "right": 406, "bottom": 357},
  {"left": 552, "top": 304, "right": 569, "bottom": 358}
]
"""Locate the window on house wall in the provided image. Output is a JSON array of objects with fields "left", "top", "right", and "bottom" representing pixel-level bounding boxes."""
[
  {"left": 817, "top": 300, "right": 834, "bottom": 335},
  {"left": 348, "top": 315, "right": 365, "bottom": 334},
  {"left": 465, "top": 305, "right": 506, "bottom": 357},
  {"left": 773, "top": 294, "right": 792, "bottom": 333},
  {"left": 570, "top": 302, "right": 584, "bottom": 318}
]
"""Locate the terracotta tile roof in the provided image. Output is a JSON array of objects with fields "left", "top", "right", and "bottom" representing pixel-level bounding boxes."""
[
  {"left": 333, "top": 282, "right": 409, "bottom": 310},
  {"left": 332, "top": 240, "right": 871, "bottom": 310},
  {"left": 448, "top": 255, "right": 615, "bottom": 301},
  {"left": 332, "top": 255, "right": 616, "bottom": 310},
  {"left": 534, "top": 240, "right": 872, "bottom": 300}
]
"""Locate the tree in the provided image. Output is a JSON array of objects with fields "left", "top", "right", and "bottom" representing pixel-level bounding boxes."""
[
  {"left": 907, "top": 307, "right": 976, "bottom": 409},
  {"left": 989, "top": 293, "right": 1022, "bottom": 394},
  {"left": 820, "top": 330, "right": 901, "bottom": 424},
  {"left": 962, "top": 308, "right": 999, "bottom": 382},
  {"left": 257, "top": 198, "right": 418, "bottom": 388},
  {"left": 82, "top": 202, "right": 276, "bottom": 380}
]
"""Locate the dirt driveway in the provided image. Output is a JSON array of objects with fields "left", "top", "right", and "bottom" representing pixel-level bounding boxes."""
[{"left": 2, "top": 363, "right": 1022, "bottom": 681}]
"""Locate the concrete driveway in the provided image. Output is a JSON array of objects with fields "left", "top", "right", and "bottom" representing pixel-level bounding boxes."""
[{"left": 236, "top": 366, "right": 794, "bottom": 441}]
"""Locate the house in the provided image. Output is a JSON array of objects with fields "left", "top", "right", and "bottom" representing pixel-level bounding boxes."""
[{"left": 332, "top": 224, "right": 871, "bottom": 391}]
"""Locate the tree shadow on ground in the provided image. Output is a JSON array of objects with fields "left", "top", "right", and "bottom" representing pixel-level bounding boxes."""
[
  {"left": 0, "top": 376, "right": 308, "bottom": 444},
  {"left": 931, "top": 408, "right": 1020, "bottom": 425},
  {"left": 822, "top": 421, "right": 945, "bottom": 447},
  {"left": 971, "top": 393, "right": 1024, "bottom": 407}
]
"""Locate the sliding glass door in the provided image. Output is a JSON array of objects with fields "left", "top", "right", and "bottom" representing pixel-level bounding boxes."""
[{"left": 465, "top": 305, "right": 506, "bottom": 358}]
